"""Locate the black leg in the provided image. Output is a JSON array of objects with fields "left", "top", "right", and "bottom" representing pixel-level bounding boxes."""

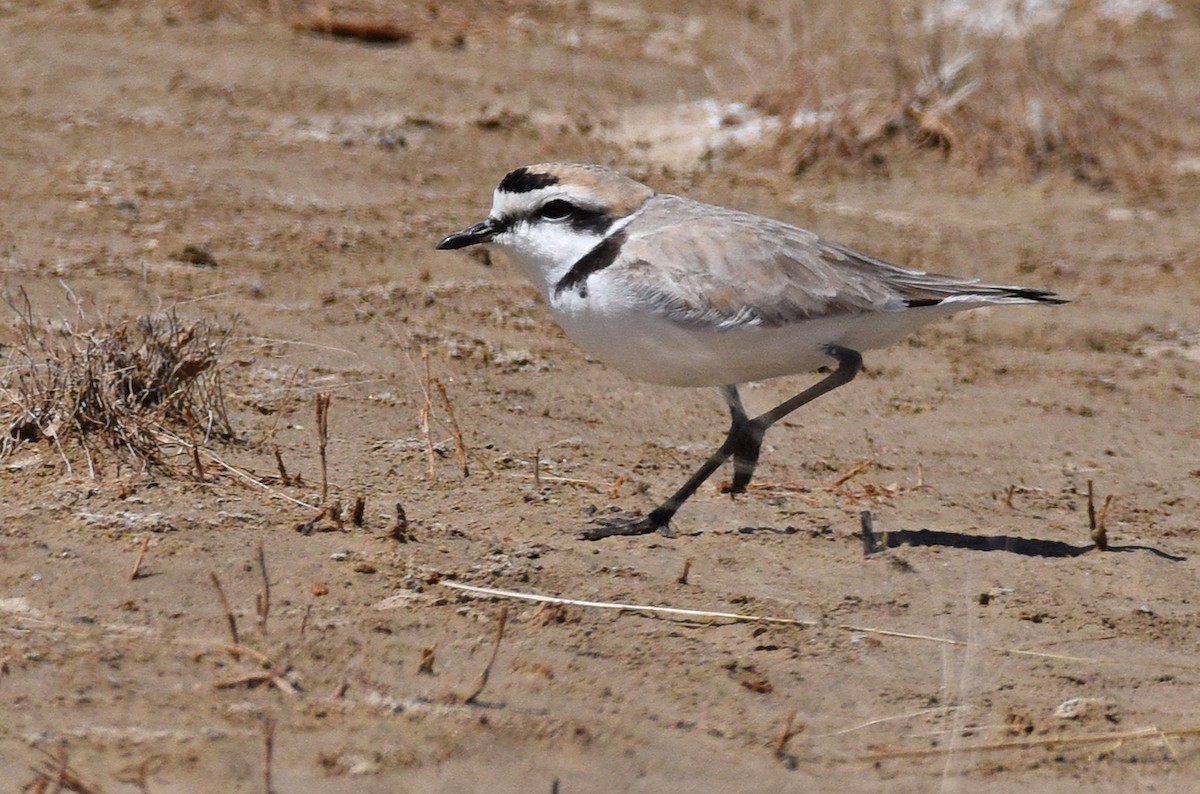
[
  {"left": 581, "top": 346, "right": 863, "bottom": 540},
  {"left": 719, "top": 385, "right": 764, "bottom": 495}
]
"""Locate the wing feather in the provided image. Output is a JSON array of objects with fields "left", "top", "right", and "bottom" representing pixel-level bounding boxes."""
[{"left": 608, "top": 195, "right": 1053, "bottom": 329}]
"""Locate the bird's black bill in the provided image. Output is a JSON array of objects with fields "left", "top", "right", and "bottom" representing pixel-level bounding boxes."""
[{"left": 436, "top": 219, "right": 497, "bottom": 250}]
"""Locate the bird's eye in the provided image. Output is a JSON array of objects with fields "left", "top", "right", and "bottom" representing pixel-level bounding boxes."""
[{"left": 537, "top": 200, "right": 575, "bottom": 220}]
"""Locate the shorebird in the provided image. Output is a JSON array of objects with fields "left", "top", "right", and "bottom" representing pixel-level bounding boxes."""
[{"left": 437, "top": 163, "right": 1065, "bottom": 539}]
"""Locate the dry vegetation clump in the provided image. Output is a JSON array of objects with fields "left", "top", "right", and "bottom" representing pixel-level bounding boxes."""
[
  {"left": 757, "top": 1, "right": 1197, "bottom": 193},
  {"left": 0, "top": 293, "right": 238, "bottom": 477}
]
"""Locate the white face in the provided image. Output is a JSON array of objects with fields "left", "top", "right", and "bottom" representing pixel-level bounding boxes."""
[{"left": 486, "top": 186, "right": 614, "bottom": 297}]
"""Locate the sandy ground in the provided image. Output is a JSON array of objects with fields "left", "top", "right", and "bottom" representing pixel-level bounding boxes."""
[{"left": 2, "top": 2, "right": 1199, "bottom": 791}]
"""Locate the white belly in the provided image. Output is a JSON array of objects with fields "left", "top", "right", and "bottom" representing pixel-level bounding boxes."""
[{"left": 549, "top": 289, "right": 957, "bottom": 388}]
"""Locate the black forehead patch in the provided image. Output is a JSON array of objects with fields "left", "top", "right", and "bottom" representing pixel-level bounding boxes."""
[{"left": 498, "top": 167, "right": 559, "bottom": 194}]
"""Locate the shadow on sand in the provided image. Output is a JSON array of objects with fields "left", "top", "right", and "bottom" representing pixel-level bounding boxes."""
[{"left": 858, "top": 511, "right": 1186, "bottom": 562}]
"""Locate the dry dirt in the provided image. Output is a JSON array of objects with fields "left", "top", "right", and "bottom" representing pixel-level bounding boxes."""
[{"left": 2, "top": 2, "right": 1200, "bottom": 792}]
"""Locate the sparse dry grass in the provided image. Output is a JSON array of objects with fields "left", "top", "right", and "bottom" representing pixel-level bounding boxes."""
[
  {"left": 0, "top": 291, "right": 237, "bottom": 476},
  {"left": 755, "top": 1, "right": 1197, "bottom": 193}
]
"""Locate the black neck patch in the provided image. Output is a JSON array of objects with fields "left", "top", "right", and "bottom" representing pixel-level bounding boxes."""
[
  {"left": 499, "top": 167, "right": 559, "bottom": 194},
  {"left": 554, "top": 230, "right": 627, "bottom": 299}
]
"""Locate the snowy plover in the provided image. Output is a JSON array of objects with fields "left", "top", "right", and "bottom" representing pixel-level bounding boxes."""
[{"left": 437, "top": 163, "right": 1066, "bottom": 539}]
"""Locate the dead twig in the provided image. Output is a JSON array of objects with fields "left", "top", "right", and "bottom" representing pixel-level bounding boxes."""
[
  {"left": 351, "top": 495, "right": 366, "bottom": 527},
  {"left": 866, "top": 724, "right": 1200, "bottom": 760},
  {"left": 417, "top": 645, "right": 436, "bottom": 675},
  {"left": 390, "top": 502, "right": 412, "bottom": 542},
  {"left": 23, "top": 742, "right": 104, "bottom": 794},
  {"left": 315, "top": 393, "right": 331, "bottom": 504},
  {"left": 290, "top": 15, "right": 413, "bottom": 44},
  {"left": 209, "top": 572, "right": 240, "bottom": 659},
  {"left": 213, "top": 672, "right": 297, "bottom": 695},
  {"left": 676, "top": 558, "right": 693, "bottom": 585},
  {"left": 295, "top": 503, "right": 344, "bottom": 535},
  {"left": 464, "top": 606, "right": 508, "bottom": 705},
  {"left": 255, "top": 543, "right": 270, "bottom": 636},
  {"left": 272, "top": 445, "right": 291, "bottom": 487},
  {"left": 115, "top": 755, "right": 161, "bottom": 794},
  {"left": 433, "top": 378, "right": 469, "bottom": 478},
  {"left": 439, "top": 580, "right": 1200, "bottom": 673},
  {"left": 608, "top": 475, "right": 625, "bottom": 499},
  {"left": 261, "top": 717, "right": 275, "bottom": 794},
  {"left": 831, "top": 459, "right": 875, "bottom": 489},
  {"left": 417, "top": 349, "right": 438, "bottom": 480},
  {"left": 189, "top": 429, "right": 206, "bottom": 482},
  {"left": 193, "top": 643, "right": 279, "bottom": 668},
  {"left": 773, "top": 708, "right": 806, "bottom": 759},
  {"left": 1095, "top": 494, "right": 1114, "bottom": 551},
  {"left": 153, "top": 426, "right": 315, "bottom": 510},
  {"left": 300, "top": 603, "right": 312, "bottom": 638},
  {"left": 129, "top": 536, "right": 151, "bottom": 581}
]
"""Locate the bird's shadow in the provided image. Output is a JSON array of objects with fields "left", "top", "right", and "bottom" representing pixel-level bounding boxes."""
[{"left": 858, "top": 511, "right": 1185, "bottom": 562}]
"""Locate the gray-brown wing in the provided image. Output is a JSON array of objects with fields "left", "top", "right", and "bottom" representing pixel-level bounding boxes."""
[{"left": 609, "top": 195, "right": 1018, "bottom": 329}]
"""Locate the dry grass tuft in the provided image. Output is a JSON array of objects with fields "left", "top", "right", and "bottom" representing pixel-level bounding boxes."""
[
  {"left": 757, "top": 1, "right": 1196, "bottom": 193},
  {"left": 0, "top": 292, "right": 237, "bottom": 476}
]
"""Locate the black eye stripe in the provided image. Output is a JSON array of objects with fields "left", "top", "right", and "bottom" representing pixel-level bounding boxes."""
[
  {"left": 537, "top": 199, "right": 575, "bottom": 219},
  {"left": 565, "top": 209, "right": 615, "bottom": 235}
]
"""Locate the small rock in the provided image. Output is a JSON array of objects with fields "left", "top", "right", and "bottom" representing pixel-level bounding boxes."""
[{"left": 172, "top": 244, "right": 219, "bottom": 268}]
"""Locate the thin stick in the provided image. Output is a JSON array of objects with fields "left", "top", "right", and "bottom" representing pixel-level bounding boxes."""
[
  {"left": 433, "top": 377, "right": 469, "bottom": 477},
  {"left": 209, "top": 572, "right": 240, "bottom": 659},
  {"left": 214, "top": 672, "right": 297, "bottom": 694},
  {"left": 1097, "top": 494, "right": 1114, "bottom": 532},
  {"left": 608, "top": 475, "right": 625, "bottom": 499},
  {"left": 390, "top": 502, "right": 411, "bottom": 542},
  {"left": 419, "top": 349, "right": 436, "bottom": 480},
  {"left": 418, "top": 645, "right": 436, "bottom": 675},
  {"left": 129, "top": 536, "right": 151, "bottom": 580},
  {"left": 255, "top": 543, "right": 270, "bottom": 636},
  {"left": 261, "top": 365, "right": 302, "bottom": 445},
  {"left": 865, "top": 725, "right": 1200, "bottom": 760},
  {"left": 443, "top": 580, "right": 815, "bottom": 627},
  {"left": 153, "top": 425, "right": 315, "bottom": 509},
  {"left": 1087, "top": 479, "right": 1096, "bottom": 530},
  {"left": 262, "top": 716, "right": 275, "bottom": 794},
  {"left": 439, "top": 581, "right": 1198, "bottom": 670},
  {"left": 272, "top": 445, "right": 291, "bottom": 486},
  {"left": 190, "top": 431, "right": 206, "bottom": 481},
  {"left": 465, "top": 606, "right": 508, "bottom": 705},
  {"left": 676, "top": 558, "right": 693, "bottom": 585},
  {"left": 193, "top": 643, "right": 278, "bottom": 668},
  {"left": 774, "top": 708, "right": 805, "bottom": 758},
  {"left": 831, "top": 459, "right": 874, "bottom": 488},
  {"left": 1094, "top": 493, "right": 1114, "bottom": 550},
  {"left": 351, "top": 495, "right": 365, "bottom": 527},
  {"left": 532, "top": 448, "right": 541, "bottom": 489},
  {"left": 315, "top": 393, "right": 331, "bottom": 504},
  {"left": 507, "top": 472, "right": 603, "bottom": 490}
]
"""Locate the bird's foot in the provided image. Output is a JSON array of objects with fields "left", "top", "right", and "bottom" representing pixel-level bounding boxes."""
[{"left": 580, "top": 509, "right": 673, "bottom": 540}]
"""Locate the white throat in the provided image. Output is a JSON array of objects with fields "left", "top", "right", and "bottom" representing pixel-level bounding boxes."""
[{"left": 491, "top": 208, "right": 643, "bottom": 300}]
